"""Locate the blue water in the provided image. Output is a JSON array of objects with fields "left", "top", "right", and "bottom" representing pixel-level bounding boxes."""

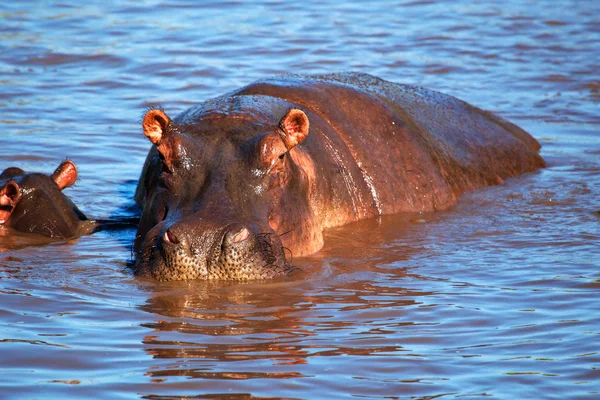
[{"left": 1, "top": 1, "right": 599, "bottom": 398}]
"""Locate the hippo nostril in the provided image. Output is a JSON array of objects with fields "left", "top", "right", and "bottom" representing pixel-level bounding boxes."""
[
  {"left": 163, "top": 228, "right": 180, "bottom": 245},
  {"left": 224, "top": 226, "right": 250, "bottom": 246},
  {"left": 232, "top": 227, "right": 250, "bottom": 243}
]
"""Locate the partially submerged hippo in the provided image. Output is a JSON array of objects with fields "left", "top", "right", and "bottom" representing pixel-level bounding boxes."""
[
  {"left": 134, "top": 72, "right": 545, "bottom": 281},
  {"left": 0, "top": 160, "right": 88, "bottom": 239}
]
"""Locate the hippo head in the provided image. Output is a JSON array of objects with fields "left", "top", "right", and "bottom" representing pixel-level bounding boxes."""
[
  {"left": 0, "top": 160, "right": 87, "bottom": 238},
  {"left": 134, "top": 106, "right": 322, "bottom": 281}
]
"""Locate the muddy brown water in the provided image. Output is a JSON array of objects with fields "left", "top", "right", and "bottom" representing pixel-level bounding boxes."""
[{"left": 1, "top": 1, "right": 599, "bottom": 398}]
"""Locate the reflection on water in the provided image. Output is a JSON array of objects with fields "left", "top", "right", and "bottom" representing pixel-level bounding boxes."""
[{"left": 1, "top": 0, "right": 600, "bottom": 398}]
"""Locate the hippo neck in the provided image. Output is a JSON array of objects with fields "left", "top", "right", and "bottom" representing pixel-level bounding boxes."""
[{"left": 233, "top": 81, "right": 445, "bottom": 230}]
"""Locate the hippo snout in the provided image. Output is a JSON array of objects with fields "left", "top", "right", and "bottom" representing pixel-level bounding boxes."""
[{"left": 135, "top": 219, "right": 292, "bottom": 281}]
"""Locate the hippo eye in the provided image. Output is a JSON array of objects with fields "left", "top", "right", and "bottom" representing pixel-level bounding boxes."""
[
  {"left": 158, "top": 153, "right": 172, "bottom": 174},
  {"left": 279, "top": 152, "right": 286, "bottom": 160}
]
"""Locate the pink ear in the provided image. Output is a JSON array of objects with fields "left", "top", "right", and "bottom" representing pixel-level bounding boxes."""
[
  {"left": 52, "top": 160, "right": 78, "bottom": 190},
  {"left": 143, "top": 109, "right": 172, "bottom": 145},
  {"left": 0, "top": 180, "right": 20, "bottom": 224},
  {"left": 279, "top": 109, "right": 309, "bottom": 150}
]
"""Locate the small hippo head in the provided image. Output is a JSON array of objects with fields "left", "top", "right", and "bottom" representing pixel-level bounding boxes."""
[
  {"left": 0, "top": 160, "right": 87, "bottom": 238},
  {"left": 134, "top": 104, "right": 322, "bottom": 281}
]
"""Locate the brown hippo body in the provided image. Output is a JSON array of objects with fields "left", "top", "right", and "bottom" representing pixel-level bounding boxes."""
[
  {"left": 134, "top": 72, "right": 544, "bottom": 281},
  {"left": 0, "top": 160, "right": 88, "bottom": 239}
]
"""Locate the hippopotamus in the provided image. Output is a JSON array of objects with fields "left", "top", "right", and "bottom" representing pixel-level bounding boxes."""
[
  {"left": 0, "top": 160, "right": 88, "bottom": 239},
  {"left": 134, "top": 72, "right": 545, "bottom": 281}
]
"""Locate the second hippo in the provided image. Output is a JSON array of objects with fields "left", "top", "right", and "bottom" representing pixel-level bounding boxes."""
[{"left": 0, "top": 160, "right": 89, "bottom": 240}]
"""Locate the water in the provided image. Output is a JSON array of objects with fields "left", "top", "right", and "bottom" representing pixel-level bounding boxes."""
[{"left": 1, "top": 0, "right": 599, "bottom": 398}]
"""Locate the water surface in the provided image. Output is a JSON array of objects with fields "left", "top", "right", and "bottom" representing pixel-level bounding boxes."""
[{"left": 1, "top": 1, "right": 599, "bottom": 398}]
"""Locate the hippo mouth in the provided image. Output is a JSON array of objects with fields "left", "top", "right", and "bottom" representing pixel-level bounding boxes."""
[{"left": 134, "top": 223, "right": 293, "bottom": 281}]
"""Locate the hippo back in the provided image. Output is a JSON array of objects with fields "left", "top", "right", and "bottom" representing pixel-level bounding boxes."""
[{"left": 231, "top": 72, "right": 544, "bottom": 226}]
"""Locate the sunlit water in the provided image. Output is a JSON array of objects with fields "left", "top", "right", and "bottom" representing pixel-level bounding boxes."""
[{"left": 1, "top": 1, "right": 599, "bottom": 398}]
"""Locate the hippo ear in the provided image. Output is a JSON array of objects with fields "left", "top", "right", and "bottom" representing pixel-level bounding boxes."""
[
  {"left": 52, "top": 160, "right": 78, "bottom": 190},
  {"left": 279, "top": 109, "right": 309, "bottom": 150},
  {"left": 143, "top": 109, "right": 172, "bottom": 145},
  {"left": 0, "top": 180, "right": 20, "bottom": 224}
]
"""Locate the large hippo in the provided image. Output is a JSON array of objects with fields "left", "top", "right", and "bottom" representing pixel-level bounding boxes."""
[
  {"left": 0, "top": 160, "right": 88, "bottom": 239},
  {"left": 134, "top": 72, "right": 545, "bottom": 281}
]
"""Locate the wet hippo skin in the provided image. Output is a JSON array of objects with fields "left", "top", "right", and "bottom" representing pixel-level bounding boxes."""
[
  {"left": 134, "top": 72, "right": 545, "bottom": 281},
  {"left": 0, "top": 160, "right": 88, "bottom": 239}
]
